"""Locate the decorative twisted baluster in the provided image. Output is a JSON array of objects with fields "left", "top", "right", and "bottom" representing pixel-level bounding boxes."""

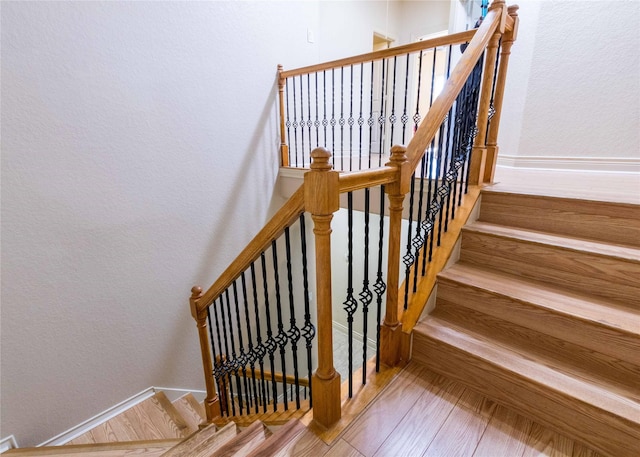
[
  {"left": 343, "top": 192, "right": 359, "bottom": 397},
  {"left": 374, "top": 185, "right": 387, "bottom": 372},
  {"left": 298, "top": 213, "right": 315, "bottom": 407},
  {"left": 284, "top": 226, "right": 302, "bottom": 409},
  {"left": 359, "top": 188, "right": 373, "bottom": 384},
  {"left": 271, "top": 239, "right": 289, "bottom": 410},
  {"left": 260, "top": 252, "right": 278, "bottom": 412}
]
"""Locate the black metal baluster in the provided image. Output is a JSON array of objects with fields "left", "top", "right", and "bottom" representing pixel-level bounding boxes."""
[
  {"left": 307, "top": 74, "right": 313, "bottom": 155},
  {"left": 414, "top": 50, "right": 424, "bottom": 136},
  {"left": 284, "top": 226, "right": 301, "bottom": 409},
  {"left": 260, "top": 252, "right": 278, "bottom": 412},
  {"left": 343, "top": 192, "right": 358, "bottom": 397},
  {"left": 429, "top": 47, "right": 438, "bottom": 107},
  {"left": 224, "top": 288, "right": 244, "bottom": 414},
  {"left": 323, "top": 71, "right": 328, "bottom": 149},
  {"left": 299, "top": 214, "right": 315, "bottom": 407},
  {"left": 368, "top": 62, "right": 375, "bottom": 168},
  {"left": 412, "top": 153, "right": 428, "bottom": 292},
  {"left": 401, "top": 53, "right": 410, "bottom": 143},
  {"left": 292, "top": 77, "right": 299, "bottom": 168},
  {"left": 285, "top": 79, "right": 292, "bottom": 166},
  {"left": 219, "top": 291, "right": 236, "bottom": 416},
  {"left": 249, "top": 263, "right": 268, "bottom": 413},
  {"left": 359, "top": 188, "right": 373, "bottom": 383},
  {"left": 389, "top": 56, "right": 398, "bottom": 147},
  {"left": 358, "top": 63, "right": 365, "bottom": 170},
  {"left": 211, "top": 299, "right": 229, "bottom": 416},
  {"left": 299, "top": 76, "right": 306, "bottom": 168},
  {"left": 315, "top": 72, "right": 320, "bottom": 149},
  {"left": 402, "top": 173, "right": 416, "bottom": 310},
  {"left": 374, "top": 185, "right": 387, "bottom": 372},
  {"left": 348, "top": 65, "right": 354, "bottom": 171},
  {"left": 241, "top": 271, "right": 260, "bottom": 414},
  {"left": 271, "top": 239, "right": 289, "bottom": 411},
  {"left": 232, "top": 280, "right": 250, "bottom": 414},
  {"left": 378, "top": 59, "right": 387, "bottom": 166},
  {"left": 340, "top": 67, "right": 345, "bottom": 171},
  {"left": 206, "top": 306, "right": 225, "bottom": 416},
  {"left": 331, "top": 69, "right": 336, "bottom": 167}
]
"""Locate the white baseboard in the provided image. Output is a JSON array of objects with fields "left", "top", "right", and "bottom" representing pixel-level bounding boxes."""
[
  {"left": 497, "top": 155, "right": 640, "bottom": 173},
  {"left": 332, "top": 320, "right": 377, "bottom": 350},
  {"left": 38, "top": 386, "right": 206, "bottom": 447},
  {"left": 0, "top": 435, "right": 19, "bottom": 452}
]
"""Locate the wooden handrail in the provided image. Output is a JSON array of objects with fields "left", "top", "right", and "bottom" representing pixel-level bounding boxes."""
[
  {"left": 195, "top": 185, "right": 305, "bottom": 312},
  {"left": 281, "top": 30, "right": 476, "bottom": 79},
  {"left": 406, "top": 8, "right": 502, "bottom": 172},
  {"left": 338, "top": 166, "right": 396, "bottom": 193}
]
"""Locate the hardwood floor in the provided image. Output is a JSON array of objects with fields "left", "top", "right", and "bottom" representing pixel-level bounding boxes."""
[{"left": 335, "top": 362, "right": 602, "bottom": 457}]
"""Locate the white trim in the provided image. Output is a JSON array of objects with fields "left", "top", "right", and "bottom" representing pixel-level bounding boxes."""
[
  {"left": 332, "top": 321, "right": 377, "bottom": 350},
  {"left": 497, "top": 155, "right": 640, "bottom": 173},
  {"left": 38, "top": 386, "right": 207, "bottom": 447},
  {"left": 0, "top": 436, "right": 19, "bottom": 452}
]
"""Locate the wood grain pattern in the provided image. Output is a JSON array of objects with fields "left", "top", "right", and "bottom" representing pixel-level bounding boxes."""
[
  {"left": 341, "top": 364, "right": 447, "bottom": 456},
  {"left": 246, "top": 420, "right": 306, "bottom": 457},
  {"left": 412, "top": 318, "right": 640, "bottom": 457},
  {"left": 372, "top": 372, "right": 464, "bottom": 457},
  {"left": 434, "top": 299, "right": 640, "bottom": 402},
  {"left": 172, "top": 394, "right": 206, "bottom": 435},
  {"left": 4, "top": 440, "right": 181, "bottom": 456},
  {"left": 437, "top": 264, "right": 640, "bottom": 370},
  {"left": 160, "top": 423, "right": 236, "bottom": 457},
  {"left": 479, "top": 190, "right": 640, "bottom": 248},
  {"left": 212, "top": 420, "right": 269, "bottom": 457},
  {"left": 322, "top": 439, "right": 363, "bottom": 457},
  {"left": 473, "top": 404, "right": 534, "bottom": 457},
  {"left": 460, "top": 225, "right": 640, "bottom": 307}
]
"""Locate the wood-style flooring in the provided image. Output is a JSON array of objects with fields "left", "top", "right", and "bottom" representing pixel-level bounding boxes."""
[{"left": 332, "top": 362, "right": 601, "bottom": 457}]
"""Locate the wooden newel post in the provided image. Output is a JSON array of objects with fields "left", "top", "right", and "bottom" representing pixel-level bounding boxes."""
[
  {"left": 381, "top": 145, "right": 411, "bottom": 367},
  {"left": 305, "top": 147, "right": 341, "bottom": 428},
  {"left": 190, "top": 286, "right": 221, "bottom": 422},
  {"left": 469, "top": 0, "right": 506, "bottom": 186},
  {"left": 484, "top": 5, "right": 519, "bottom": 183},
  {"left": 278, "top": 64, "right": 290, "bottom": 167}
]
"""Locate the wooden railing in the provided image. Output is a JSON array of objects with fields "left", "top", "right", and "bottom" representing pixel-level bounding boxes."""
[{"left": 191, "top": 0, "right": 518, "bottom": 430}]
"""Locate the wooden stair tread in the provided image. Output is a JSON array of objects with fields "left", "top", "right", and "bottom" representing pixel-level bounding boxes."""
[
  {"left": 210, "top": 420, "right": 270, "bottom": 457},
  {"left": 246, "top": 419, "right": 306, "bottom": 457},
  {"left": 479, "top": 188, "right": 640, "bottom": 247},
  {"left": 160, "top": 422, "right": 236, "bottom": 457},
  {"left": 171, "top": 393, "right": 205, "bottom": 435},
  {"left": 212, "top": 399, "right": 311, "bottom": 427},
  {"left": 439, "top": 262, "right": 640, "bottom": 336},
  {"left": 3, "top": 440, "right": 182, "bottom": 456},
  {"left": 413, "top": 317, "right": 640, "bottom": 426},
  {"left": 465, "top": 221, "right": 640, "bottom": 262},
  {"left": 67, "top": 393, "right": 190, "bottom": 445}
]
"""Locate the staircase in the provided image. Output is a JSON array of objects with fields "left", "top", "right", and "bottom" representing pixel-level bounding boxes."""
[
  {"left": 3, "top": 393, "right": 322, "bottom": 456},
  {"left": 412, "top": 187, "right": 640, "bottom": 457}
]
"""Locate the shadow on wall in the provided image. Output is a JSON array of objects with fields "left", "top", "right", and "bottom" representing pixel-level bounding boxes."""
[{"left": 193, "top": 79, "right": 280, "bottom": 290}]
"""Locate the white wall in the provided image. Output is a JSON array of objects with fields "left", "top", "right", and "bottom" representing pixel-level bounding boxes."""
[
  {"left": 1, "top": 0, "right": 321, "bottom": 447},
  {"left": 498, "top": 0, "right": 640, "bottom": 172}
]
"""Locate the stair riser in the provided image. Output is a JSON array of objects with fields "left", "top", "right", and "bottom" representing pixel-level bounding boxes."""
[
  {"left": 433, "top": 295, "right": 640, "bottom": 398},
  {"left": 412, "top": 331, "right": 639, "bottom": 457},
  {"left": 479, "top": 193, "right": 640, "bottom": 247},
  {"left": 437, "top": 279, "right": 640, "bottom": 368},
  {"left": 460, "top": 231, "right": 640, "bottom": 306}
]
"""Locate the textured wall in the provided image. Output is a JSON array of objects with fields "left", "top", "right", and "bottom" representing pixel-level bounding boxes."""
[
  {"left": 499, "top": 0, "right": 639, "bottom": 170},
  {"left": 1, "top": 0, "right": 321, "bottom": 446}
]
